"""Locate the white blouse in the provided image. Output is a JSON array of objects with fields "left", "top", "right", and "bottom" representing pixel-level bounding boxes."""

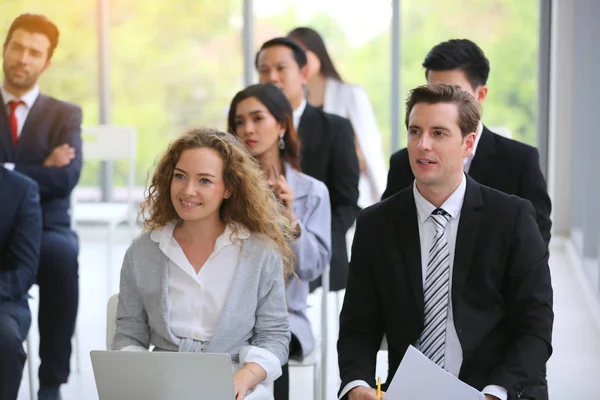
[{"left": 153, "top": 223, "right": 250, "bottom": 342}]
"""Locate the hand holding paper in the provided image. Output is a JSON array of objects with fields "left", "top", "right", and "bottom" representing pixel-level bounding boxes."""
[{"left": 383, "top": 345, "right": 484, "bottom": 400}]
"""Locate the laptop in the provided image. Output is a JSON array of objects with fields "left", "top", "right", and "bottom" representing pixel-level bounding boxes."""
[{"left": 90, "top": 351, "right": 235, "bottom": 400}]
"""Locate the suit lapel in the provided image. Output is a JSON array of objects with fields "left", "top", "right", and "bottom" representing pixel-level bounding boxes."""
[
  {"left": 18, "top": 94, "right": 49, "bottom": 149},
  {"left": 0, "top": 92, "right": 16, "bottom": 158},
  {"left": 297, "top": 104, "right": 318, "bottom": 149},
  {"left": 392, "top": 189, "right": 425, "bottom": 319},
  {"left": 468, "top": 126, "right": 496, "bottom": 184},
  {"left": 451, "top": 177, "right": 484, "bottom": 308}
]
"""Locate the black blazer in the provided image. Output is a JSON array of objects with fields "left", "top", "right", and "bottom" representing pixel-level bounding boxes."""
[
  {"left": 0, "top": 93, "right": 83, "bottom": 230},
  {"left": 338, "top": 176, "right": 553, "bottom": 400},
  {"left": 0, "top": 168, "right": 42, "bottom": 317},
  {"left": 298, "top": 104, "right": 360, "bottom": 291},
  {"left": 382, "top": 126, "right": 552, "bottom": 247}
]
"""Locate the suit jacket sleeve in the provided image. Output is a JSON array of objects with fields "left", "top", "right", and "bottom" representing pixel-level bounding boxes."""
[
  {"left": 518, "top": 148, "right": 552, "bottom": 247},
  {"left": 0, "top": 179, "right": 42, "bottom": 302},
  {"left": 113, "top": 246, "right": 151, "bottom": 350},
  {"left": 488, "top": 199, "right": 553, "bottom": 395},
  {"left": 15, "top": 105, "right": 83, "bottom": 200},
  {"left": 328, "top": 115, "right": 360, "bottom": 233},
  {"left": 337, "top": 211, "right": 384, "bottom": 397},
  {"left": 291, "top": 183, "right": 332, "bottom": 282},
  {"left": 382, "top": 151, "right": 402, "bottom": 200}
]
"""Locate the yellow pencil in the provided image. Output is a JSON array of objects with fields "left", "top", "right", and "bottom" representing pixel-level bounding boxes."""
[{"left": 377, "top": 376, "right": 381, "bottom": 398}]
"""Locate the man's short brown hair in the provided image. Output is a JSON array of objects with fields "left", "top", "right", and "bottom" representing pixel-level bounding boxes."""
[
  {"left": 4, "top": 13, "right": 59, "bottom": 60},
  {"left": 405, "top": 84, "right": 481, "bottom": 137}
]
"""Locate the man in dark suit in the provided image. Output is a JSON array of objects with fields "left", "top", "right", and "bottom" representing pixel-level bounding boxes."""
[
  {"left": 0, "top": 168, "right": 42, "bottom": 400},
  {"left": 382, "top": 39, "right": 552, "bottom": 247},
  {"left": 0, "top": 14, "right": 82, "bottom": 400},
  {"left": 256, "top": 38, "right": 360, "bottom": 293},
  {"left": 338, "top": 84, "right": 553, "bottom": 400}
]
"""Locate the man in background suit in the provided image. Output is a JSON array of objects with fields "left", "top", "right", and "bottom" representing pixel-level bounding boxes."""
[
  {"left": 338, "top": 84, "right": 553, "bottom": 400},
  {"left": 256, "top": 37, "right": 360, "bottom": 293},
  {"left": 382, "top": 39, "right": 552, "bottom": 247},
  {"left": 0, "top": 14, "right": 82, "bottom": 400},
  {"left": 0, "top": 168, "right": 42, "bottom": 400}
]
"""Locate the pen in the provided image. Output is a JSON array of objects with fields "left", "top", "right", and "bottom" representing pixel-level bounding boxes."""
[{"left": 377, "top": 376, "right": 381, "bottom": 399}]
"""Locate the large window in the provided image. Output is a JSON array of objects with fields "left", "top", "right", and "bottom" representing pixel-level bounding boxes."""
[
  {"left": 401, "top": 0, "right": 540, "bottom": 147},
  {"left": 109, "top": 0, "right": 244, "bottom": 189}
]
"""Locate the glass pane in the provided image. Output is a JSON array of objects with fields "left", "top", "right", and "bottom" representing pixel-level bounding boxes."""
[
  {"left": 254, "top": 0, "right": 393, "bottom": 157},
  {"left": 401, "top": 0, "right": 540, "bottom": 146},
  {"left": 110, "top": 0, "right": 244, "bottom": 191}
]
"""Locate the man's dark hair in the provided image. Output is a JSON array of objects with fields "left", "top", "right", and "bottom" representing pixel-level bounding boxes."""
[
  {"left": 422, "top": 39, "right": 490, "bottom": 90},
  {"left": 255, "top": 37, "right": 307, "bottom": 69},
  {"left": 4, "top": 13, "right": 59, "bottom": 60},
  {"left": 405, "top": 84, "right": 481, "bottom": 138}
]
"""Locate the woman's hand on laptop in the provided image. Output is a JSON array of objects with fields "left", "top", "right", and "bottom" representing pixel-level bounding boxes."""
[{"left": 233, "top": 362, "right": 267, "bottom": 400}]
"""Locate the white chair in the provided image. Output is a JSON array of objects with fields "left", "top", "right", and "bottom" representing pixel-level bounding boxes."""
[
  {"left": 25, "top": 330, "right": 35, "bottom": 400},
  {"left": 289, "top": 264, "right": 330, "bottom": 400},
  {"left": 106, "top": 294, "right": 119, "bottom": 349},
  {"left": 73, "top": 126, "right": 137, "bottom": 295},
  {"left": 488, "top": 125, "right": 513, "bottom": 139}
]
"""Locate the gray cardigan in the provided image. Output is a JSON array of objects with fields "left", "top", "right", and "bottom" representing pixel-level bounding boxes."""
[
  {"left": 112, "top": 230, "right": 290, "bottom": 370},
  {"left": 285, "top": 163, "right": 332, "bottom": 358}
]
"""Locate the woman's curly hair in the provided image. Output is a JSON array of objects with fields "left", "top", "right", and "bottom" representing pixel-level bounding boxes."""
[{"left": 140, "top": 128, "right": 296, "bottom": 278}]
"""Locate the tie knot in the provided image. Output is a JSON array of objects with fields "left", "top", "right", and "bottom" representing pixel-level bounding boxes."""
[
  {"left": 8, "top": 100, "right": 23, "bottom": 112},
  {"left": 430, "top": 208, "right": 450, "bottom": 233}
]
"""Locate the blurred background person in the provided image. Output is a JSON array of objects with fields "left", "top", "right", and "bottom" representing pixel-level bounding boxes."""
[
  {"left": 288, "top": 27, "right": 387, "bottom": 208},
  {"left": 255, "top": 37, "right": 359, "bottom": 294},
  {"left": 112, "top": 129, "right": 293, "bottom": 400},
  {"left": 229, "top": 83, "right": 332, "bottom": 400},
  {"left": 382, "top": 39, "right": 551, "bottom": 247},
  {"left": 0, "top": 14, "right": 82, "bottom": 400},
  {"left": 0, "top": 168, "right": 42, "bottom": 400}
]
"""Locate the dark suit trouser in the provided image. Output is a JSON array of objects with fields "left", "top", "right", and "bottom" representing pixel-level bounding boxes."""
[
  {"left": 37, "top": 227, "right": 79, "bottom": 387},
  {"left": 0, "top": 302, "right": 31, "bottom": 400}
]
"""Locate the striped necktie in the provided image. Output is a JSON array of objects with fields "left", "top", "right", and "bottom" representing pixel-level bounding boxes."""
[{"left": 419, "top": 207, "right": 451, "bottom": 368}]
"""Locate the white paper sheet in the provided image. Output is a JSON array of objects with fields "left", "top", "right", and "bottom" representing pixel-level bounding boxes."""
[{"left": 384, "top": 345, "right": 485, "bottom": 400}]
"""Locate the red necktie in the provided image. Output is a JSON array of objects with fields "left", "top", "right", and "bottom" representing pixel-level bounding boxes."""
[{"left": 8, "top": 100, "right": 23, "bottom": 145}]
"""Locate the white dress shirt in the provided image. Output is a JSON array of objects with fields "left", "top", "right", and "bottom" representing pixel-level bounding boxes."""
[
  {"left": 1, "top": 85, "right": 40, "bottom": 138},
  {"left": 156, "top": 222, "right": 249, "bottom": 342},
  {"left": 340, "top": 173, "right": 507, "bottom": 400},
  {"left": 1, "top": 85, "right": 40, "bottom": 171},
  {"left": 292, "top": 97, "right": 307, "bottom": 131},
  {"left": 463, "top": 121, "right": 483, "bottom": 173}
]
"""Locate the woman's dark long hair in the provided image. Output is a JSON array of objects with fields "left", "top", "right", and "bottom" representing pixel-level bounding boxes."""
[
  {"left": 288, "top": 27, "right": 343, "bottom": 81},
  {"left": 228, "top": 83, "right": 302, "bottom": 171}
]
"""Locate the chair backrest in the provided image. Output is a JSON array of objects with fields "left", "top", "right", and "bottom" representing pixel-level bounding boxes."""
[
  {"left": 106, "top": 293, "right": 119, "bottom": 350},
  {"left": 79, "top": 126, "right": 137, "bottom": 212},
  {"left": 82, "top": 126, "right": 137, "bottom": 162},
  {"left": 488, "top": 125, "right": 513, "bottom": 139}
]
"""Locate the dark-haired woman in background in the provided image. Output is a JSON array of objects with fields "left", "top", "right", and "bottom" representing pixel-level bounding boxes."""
[
  {"left": 288, "top": 27, "right": 388, "bottom": 208},
  {"left": 229, "top": 83, "right": 332, "bottom": 400}
]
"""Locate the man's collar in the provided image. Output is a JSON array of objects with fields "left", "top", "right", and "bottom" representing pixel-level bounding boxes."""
[
  {"left": 292, "top": 98, "right": 307, "bottom": 130},
  {"left": 413, "top": 173, "right": 467, "bottom": 224},
  {"left": 472, "top": 120, "right": 484, "bottom": 156},
  {"left": 1, "top": 84, "right": 40, "bottom": 108}
]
